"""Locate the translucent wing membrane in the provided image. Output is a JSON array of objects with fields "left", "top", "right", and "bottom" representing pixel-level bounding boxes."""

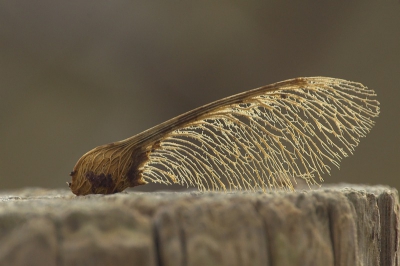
[
  {"left": 69, "top": 77, "right": 379, "bottom": 195},
  {"left": 142, "top": 77, "right": 379, "bottom": 191}
]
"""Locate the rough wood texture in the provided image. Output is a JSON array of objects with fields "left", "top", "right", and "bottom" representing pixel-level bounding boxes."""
[{"left": 0, "top": 184, "right": 398, "bottom": 266}]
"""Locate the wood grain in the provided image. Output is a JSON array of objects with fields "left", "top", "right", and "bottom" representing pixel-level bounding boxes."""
[{"left": 0, "top": 184, "right": 398, "bottom": 266}]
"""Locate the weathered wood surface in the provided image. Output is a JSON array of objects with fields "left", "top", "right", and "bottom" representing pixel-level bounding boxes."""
[{"left": 0, "top": 184, "right": 398, "bottom": 266}]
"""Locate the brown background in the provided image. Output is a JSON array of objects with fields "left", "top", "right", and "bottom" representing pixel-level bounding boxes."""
[{"left": 0, "top": 1, "right": 399, "bottom": 192}]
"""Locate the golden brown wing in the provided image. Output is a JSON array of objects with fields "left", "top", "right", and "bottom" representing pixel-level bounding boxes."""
[{"left": 69, "top": 77, "right": 379, "bottom": 195}]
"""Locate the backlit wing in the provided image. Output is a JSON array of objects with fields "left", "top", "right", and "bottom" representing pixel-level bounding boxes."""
[{"left": 141, "top": 77, "right": 379, "bottom": 191}]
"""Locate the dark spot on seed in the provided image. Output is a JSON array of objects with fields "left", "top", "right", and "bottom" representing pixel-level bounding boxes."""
[
  {"left": 85, "top": 171, "right": 115, "bottom": 193},
  {"left": 151, "top": 141, "right": 161, "bottom": 152},
  {"left": 126, "top": 149, "right": 150, "bottom": 187}
]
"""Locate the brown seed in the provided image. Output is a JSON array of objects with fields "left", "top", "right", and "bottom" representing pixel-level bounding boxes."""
[{"left": 69, "top": 77, "right": 380, "bottom": 195}]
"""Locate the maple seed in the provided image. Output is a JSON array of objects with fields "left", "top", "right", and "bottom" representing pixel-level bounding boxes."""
[{"left": 68, "top": 77, "right": 380, "bottom": 195}]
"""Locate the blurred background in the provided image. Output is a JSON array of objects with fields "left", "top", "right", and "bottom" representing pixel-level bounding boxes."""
[{"left": 0, "top": 1, "right": 399, "bottom": 192}]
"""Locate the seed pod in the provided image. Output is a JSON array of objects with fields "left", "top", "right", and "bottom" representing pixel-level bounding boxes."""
[{"left": 69, "top": 77, "right": 380, "bottom": 195}]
